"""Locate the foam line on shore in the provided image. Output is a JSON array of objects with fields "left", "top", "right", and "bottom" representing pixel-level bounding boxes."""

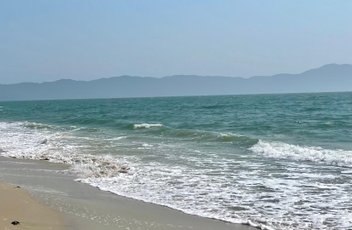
[{"left": 0, "top": 157, "right": 257, "bottom": 230}]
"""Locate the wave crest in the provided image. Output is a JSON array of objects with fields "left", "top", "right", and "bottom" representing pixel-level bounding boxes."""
[
  {"left": 250, "top": 140, "right": 352, "bottom": 167},
  {"left": 133, "top": 123, "right": 163, "bottom": 129}
]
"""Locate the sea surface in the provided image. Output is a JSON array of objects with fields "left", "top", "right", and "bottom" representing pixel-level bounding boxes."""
[{"left": 1, "top": 92, "right": 352, "bottom": 230}]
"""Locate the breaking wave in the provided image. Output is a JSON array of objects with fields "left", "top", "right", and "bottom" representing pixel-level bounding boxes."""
[
  {"left": 250, "top": 140, "right": 352, "bottom": 167},
  {"left": 0, "top": 122, "right": 129, "bottom": 180},
  {"left": 133, "top": 123, "right": 163, "bottom": 129}
]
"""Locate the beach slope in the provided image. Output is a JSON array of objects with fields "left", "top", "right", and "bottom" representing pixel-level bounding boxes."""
[{"left": 0, "top": 182, "right": 65, "bottom": 230}]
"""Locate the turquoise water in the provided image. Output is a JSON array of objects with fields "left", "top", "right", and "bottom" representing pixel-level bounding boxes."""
[{"left": 1, "top": 92, "right": 352, "bottom": 229}]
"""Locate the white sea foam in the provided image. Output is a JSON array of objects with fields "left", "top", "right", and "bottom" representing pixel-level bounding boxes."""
[
  {"left": 133, "top": 123, "right": 162, "bottom": 129},
  {"left": 1, "top": 121, "right": 352, "bottom": 230},
  {"left": 219, "top": 132, "right": 238, "bottom": 137},
  {"left": 137, "top": 143, "right": 153, "bottom": 149},
  {"left": 77, "top": 140, "right": 352, "bottom": 230},
  {"left": 0, "top": 122, "right": 129, "bottom": 179},
  {"left": 250, "top": 140, "right": 352, "bottom": 167},
  {"left": 106, "top": 136, "right": 127, "bottom": 141}
]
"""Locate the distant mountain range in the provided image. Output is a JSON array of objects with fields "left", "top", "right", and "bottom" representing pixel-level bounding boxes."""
[{"left": 1, "top": 64, "right": 352, "bottom": 101}]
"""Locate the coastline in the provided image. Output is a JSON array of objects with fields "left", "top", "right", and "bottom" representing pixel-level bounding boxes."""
[{"left": 0, "top": 156, "right": 256, "bottom": 230}]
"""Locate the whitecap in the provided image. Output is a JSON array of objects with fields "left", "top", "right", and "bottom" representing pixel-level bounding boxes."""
[
  {"left": 134, "top": 123, "right": 162, "bottom": 129},
  {"left": 250, "top": 140, "right": 352, "bottom": 167}
]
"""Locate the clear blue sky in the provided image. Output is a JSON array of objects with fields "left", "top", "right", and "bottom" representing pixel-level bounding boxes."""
[{"left": 1, "top": 0, "right": 351, "bottom": 84}]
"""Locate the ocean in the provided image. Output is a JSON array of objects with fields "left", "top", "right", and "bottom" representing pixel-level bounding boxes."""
[{"left": 0, "top": 92, "right": 351, "bottom": 230}]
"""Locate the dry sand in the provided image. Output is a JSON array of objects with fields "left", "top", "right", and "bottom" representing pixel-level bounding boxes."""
[{"left": 0, "top": 182, "right": 65, "bottom": 230}]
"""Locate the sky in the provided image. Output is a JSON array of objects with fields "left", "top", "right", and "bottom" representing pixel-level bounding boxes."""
[{"left": 0, "top": 1, "right": 351, "bottom": 84}]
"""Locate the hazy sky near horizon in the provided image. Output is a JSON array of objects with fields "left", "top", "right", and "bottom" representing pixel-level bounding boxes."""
[{"left": 1, "top": 1, "right": 351, "bottom": 84}]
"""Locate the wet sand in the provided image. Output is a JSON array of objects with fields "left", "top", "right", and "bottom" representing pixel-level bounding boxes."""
[
  {"left": 0, "top": 182, "right": 65, "bottom": 230},
  {"left": 0, "top": 156, "right": 256, "bottom": 230}
]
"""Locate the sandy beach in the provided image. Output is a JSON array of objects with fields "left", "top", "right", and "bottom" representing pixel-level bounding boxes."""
[
  {"left": 0, "top": 182, "right": 65, "bottom": 230},
  {"left": 0, "top": 156, "right": 256, "bottom": 230}
]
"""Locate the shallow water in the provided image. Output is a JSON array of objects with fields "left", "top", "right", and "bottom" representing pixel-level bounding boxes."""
[{"left": 1, "top": 92, "right": 352, "bottom": 229}]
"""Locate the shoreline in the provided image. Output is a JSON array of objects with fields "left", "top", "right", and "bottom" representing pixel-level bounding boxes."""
[{"left": 0, "top": 156, "right": 257, "bottom": 230}]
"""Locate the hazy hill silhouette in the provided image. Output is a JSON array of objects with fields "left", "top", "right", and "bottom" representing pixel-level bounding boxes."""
[{"left": 0, "top": 64, "right": 351, "bottom": 101}]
